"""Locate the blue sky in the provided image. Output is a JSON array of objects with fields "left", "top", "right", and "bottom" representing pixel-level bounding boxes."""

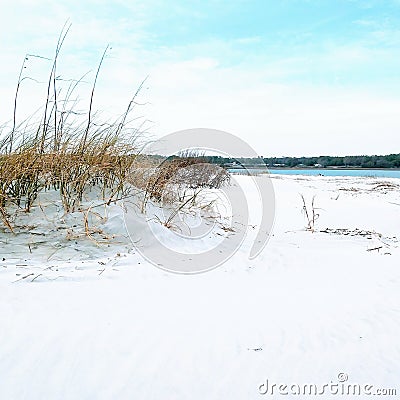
[
  {"left": 114, "top": 0, "right": 400, "bottom": 86},
  {"left": 0, "top": 0, "right": 399, "bottom": 156}
]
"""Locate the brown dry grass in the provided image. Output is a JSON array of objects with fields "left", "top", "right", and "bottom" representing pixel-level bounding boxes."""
[
  {"left": 128, "top": 156, "right": 230, "bottom": 212},
  {"left": 0, "top": 28, "right": 231, "bottom": 235}
]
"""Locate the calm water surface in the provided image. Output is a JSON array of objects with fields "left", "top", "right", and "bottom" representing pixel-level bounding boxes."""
[{"left": 229, "top": 168, "right": 400, "bottom": 179}]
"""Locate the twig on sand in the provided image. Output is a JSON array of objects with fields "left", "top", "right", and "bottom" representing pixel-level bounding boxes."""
[
  {"left": 366, "top": 246, "right": 383, "bottom": 252},
  {"left": 12, "top": 273, "right": 34, "bottom": 283},
  {"left": 31, "top": 273, "right": 43, "bottom": 282}
]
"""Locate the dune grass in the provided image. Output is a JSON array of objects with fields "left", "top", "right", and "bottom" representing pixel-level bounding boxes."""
[{"left": 0, "top": 27, "right": 229, "bottom": 236}]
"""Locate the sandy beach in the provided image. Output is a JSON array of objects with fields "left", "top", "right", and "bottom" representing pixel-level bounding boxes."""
[{"left": 1, "top": 174, "right": 399, "bottom": 399}]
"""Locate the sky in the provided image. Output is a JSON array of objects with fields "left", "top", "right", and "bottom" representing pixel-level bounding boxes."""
[{"left": 0, "top": 0, "right": 399, "bottom": 156}]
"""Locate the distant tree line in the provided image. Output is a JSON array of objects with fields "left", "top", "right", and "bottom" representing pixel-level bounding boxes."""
[
  {"left": 146, "top": 153, "right": 400, "bottom": 169},
  {"left": 202, "top": 154, "right": 400, "bottom": 169}
]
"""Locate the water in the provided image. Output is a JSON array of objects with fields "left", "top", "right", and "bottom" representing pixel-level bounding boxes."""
[{"left": 228, "top": 168, "right": 400, "bottom": 179}]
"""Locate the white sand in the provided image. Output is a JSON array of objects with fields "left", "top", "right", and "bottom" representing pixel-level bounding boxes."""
[{"left": 0, "top": 175, "right": 399, "bottom": 399}]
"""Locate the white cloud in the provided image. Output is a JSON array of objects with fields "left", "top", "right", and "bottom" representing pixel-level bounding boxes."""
[
  {"left": 1, "top": 1, "right": 399, "bottom": 156},
  {"left": 146, "top": 61, "right": 400, "bottom": 156}
]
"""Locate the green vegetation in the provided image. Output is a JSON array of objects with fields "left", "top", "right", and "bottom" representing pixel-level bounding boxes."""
[{"left": 202, "top": 154, "right": 400, "bottom": 169}]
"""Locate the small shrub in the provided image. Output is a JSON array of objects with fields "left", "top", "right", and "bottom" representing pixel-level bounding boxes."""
[{"left": 300, "top": 194, "right": 320, "bottom": 232}]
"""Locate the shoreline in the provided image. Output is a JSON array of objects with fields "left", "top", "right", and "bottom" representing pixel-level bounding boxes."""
[{"left": 228, "top": 166, "right": 400, "bottom": 171}]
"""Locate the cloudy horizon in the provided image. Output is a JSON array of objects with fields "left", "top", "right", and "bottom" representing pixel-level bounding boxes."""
[{"left": 1, "top": 0, "right": 399, "bottom": 157}]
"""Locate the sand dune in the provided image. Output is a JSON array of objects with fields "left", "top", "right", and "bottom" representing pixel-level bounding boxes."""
[{"left": 0, "top": 174, "right": 399, "bottom": 399}]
